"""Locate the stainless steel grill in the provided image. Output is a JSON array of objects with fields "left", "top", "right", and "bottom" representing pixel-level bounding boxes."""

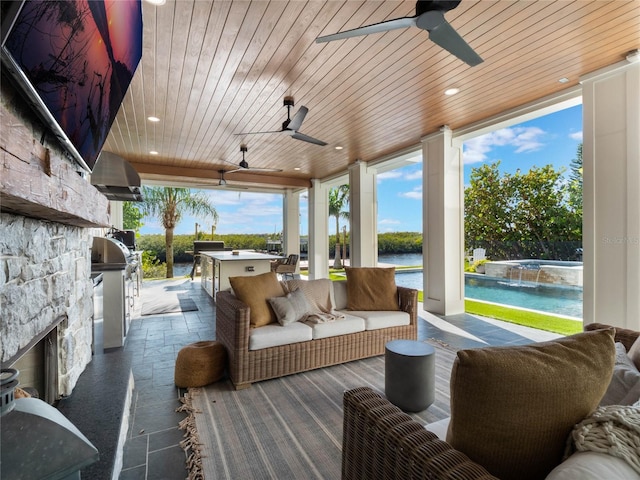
[{"left": 90, "top": 237, "right": 140, "bottom": 350}]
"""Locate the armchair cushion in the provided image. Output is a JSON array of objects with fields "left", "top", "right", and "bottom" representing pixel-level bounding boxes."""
[
  {"left": 446, "top": 328, "right": 616, "bottom": 480},
  {"left": 345, "top": 267, "right": 399, "bottom": 311},
  {"left": 229, "top": 272, "right": 285, "bottom": 327}
]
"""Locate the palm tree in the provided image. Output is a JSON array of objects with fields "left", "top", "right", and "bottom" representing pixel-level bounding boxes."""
[
  {"left": 142, "top": 187, "right": 219, "bottom": 278},
  {"left": 329, "top": 185, "right": 349, "bottom": 269}
]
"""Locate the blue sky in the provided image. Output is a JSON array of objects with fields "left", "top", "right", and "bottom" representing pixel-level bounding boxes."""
[{"left": 140, "top": 104, "right": 583, "bottom": 236}]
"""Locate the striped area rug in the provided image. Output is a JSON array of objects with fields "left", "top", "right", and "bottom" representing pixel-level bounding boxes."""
[{"left": 180, "top": 341, "right": 457, "bottom": 480}]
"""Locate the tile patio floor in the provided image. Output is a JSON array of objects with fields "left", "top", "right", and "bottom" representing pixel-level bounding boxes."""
[{"left": 62, "top": 276, "right": 563, "bottom": 479}]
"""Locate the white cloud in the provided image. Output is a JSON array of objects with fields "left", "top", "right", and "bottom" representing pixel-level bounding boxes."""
[
  {"left": 569, "top": 130, "right": 583, "bottom": 141},
  {"left": 463, "top": 126, "right": 546, "bottom": 164},
  {"left": 378, "top": 171, "right": 403, "bottom": 182},
  {"left": 404, "top": 169, "right": 422, "bottom": 180},
  {"left": 379, "top": 218, "right": 401, "bottom": 225},
  {"left": 399, "top": 186, "right": 422, "bottom": 200}
]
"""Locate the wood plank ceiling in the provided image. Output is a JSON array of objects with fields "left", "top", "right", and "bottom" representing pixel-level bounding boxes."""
[{"left": 103, "top": 0, "right": 640, "bottom": 191}]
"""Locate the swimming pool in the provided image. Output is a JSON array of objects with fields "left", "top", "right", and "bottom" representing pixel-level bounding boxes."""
[{"left": 394, "top": 270, "right": 583, "bottom": 319}]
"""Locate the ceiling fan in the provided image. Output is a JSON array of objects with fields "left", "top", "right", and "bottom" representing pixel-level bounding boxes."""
[
  {"left": 216, "top": 170, "right": 248, "bottom": 189},
  {"left": 235, "top": 97, "right": 328, "bottom": 146},
  {"left": 223, "top": 145, "right": 284, "bottom": 173},
  {"left": 315, "top": 0, "right": 483, "bottom": 67}
]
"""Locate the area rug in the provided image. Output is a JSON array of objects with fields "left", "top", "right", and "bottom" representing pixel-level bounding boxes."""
[
  {"left": 178, "top": 341, "right": 457, "bottom": 480},
  {"left": 141, "top": 297, "right": 198, "bottom": 316},
  {"left": 140, "top": 279, "right": 199, "bottom": 316}
]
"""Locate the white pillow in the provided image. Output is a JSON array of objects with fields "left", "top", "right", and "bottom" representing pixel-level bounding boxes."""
[
  {"left": 600, "top": 343, "right": 640, "bottom": 406},
  {"left": 546, "top": 451, "right": 640, "bottom": 480},
  {"left": 268, "top": 288, "right": 312, "bottom": 326}
]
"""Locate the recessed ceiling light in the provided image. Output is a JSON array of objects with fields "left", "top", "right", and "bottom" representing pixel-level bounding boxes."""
[
  {"left": 294, "top": 167, "right": 301, "bottom": 171},
  {"left": 148, "top": 116, "right": 160, "bottom": 122},
  {"left": 558, "top": 77, "right": 570, "bottom": 84},
  {"left": 335, "top": 146, "right": 343, "bottom": 150},
  {"left": 444, "top": 88, "right": 460, "bottom": 96},
  {"left": 145, "top": 0, "right": 166, "bottom": 5},
  {"left": 150, "top": 150, "right": 158, "bottom": 155}
]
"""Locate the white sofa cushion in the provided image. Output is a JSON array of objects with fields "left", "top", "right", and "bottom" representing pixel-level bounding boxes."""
[
  {"left": 249, "top": 322, "right": 312, "bottom": 350},
  {"left": 345, "top": 310, "right": 410, "bottom": 330},
  {"left": 425, "top": 417, "right": 450, "bottom": 441},
  {"left": 304, "top": 313, "right": 365, "bottom": 340},
  {"left": 545, "top": 451, "right": 640, "bottom": 480}
]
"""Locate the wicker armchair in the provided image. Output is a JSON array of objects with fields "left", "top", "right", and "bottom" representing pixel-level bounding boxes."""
[{"left": 270, "top": 254, "right": 298, "bottom": 279}]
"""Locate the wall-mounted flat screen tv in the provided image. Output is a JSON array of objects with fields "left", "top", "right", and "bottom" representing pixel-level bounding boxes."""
[{"left": 1, "top": 0, "right": 142, "bottom": 172}]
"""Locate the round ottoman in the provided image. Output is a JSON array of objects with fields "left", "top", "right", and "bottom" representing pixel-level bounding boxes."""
[
  {"left": 385, "top": 339, "right": 435, "bottom": 412},
  {"left": 174, "top": 341, "right": 227, "bottom": 388}
]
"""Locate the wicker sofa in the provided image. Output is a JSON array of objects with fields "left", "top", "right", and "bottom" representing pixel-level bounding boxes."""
[
  {"left": 342, "top": 323, "right": 640, "bottom": 480},
  {"left": 216, "top": 272, "right": 418, "bottom": 390}
]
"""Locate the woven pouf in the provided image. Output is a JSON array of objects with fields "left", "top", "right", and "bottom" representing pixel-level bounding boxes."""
[{"left": 174, "top": 341, "right": 227, "bottom": 388}]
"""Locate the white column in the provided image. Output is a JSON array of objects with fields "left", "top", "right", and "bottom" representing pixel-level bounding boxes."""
[
  {"left": 349, "top": 161, "right": 377, "bottom": 267},
  {"left": 283, "top": 190, "right": 300, "bottom": 273},
  {"left": 582, "top": 57, "right": 640, "bottom": 330},
  {"left": 308, "top": 179, "right": 329, "bottom": 279},
  {"left": 422, "top": 126, "right": 465, "bottom": 315},
  {"left": 109, "top": 201, "right": 123, "bottom": 229}
]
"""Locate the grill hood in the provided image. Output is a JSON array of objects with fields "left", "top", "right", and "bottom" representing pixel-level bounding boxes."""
[
  {"left": 1, "top": 369, "right": 99, "bottom": 479},
  {"left": 91, "top": 151, "right": 143, "bottom": 202}
]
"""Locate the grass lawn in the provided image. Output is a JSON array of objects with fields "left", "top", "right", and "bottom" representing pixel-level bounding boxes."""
[
  {"left": 305, "top": 269, "right": 583, "bottom": 336},
  {"left": 464, "top": 299, "right": 582, "bottom": 335}
]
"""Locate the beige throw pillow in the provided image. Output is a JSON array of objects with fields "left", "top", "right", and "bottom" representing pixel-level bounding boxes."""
[
  {"left": 345, "top": 267, "right": 399, "bottom": 311},
  {"left": 229, "top": 272, "right": 285, "bottom": 327},
  {"left": 268, "top": 289, "right": 313, "bottom": 326},
  {"left": 446, "top": 328, "right": 615, "bottom": 480}
]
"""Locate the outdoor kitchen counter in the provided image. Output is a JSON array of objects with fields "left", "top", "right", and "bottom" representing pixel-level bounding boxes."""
[{"left": 200, "top": 251, "right": 283, "bottom": 299}]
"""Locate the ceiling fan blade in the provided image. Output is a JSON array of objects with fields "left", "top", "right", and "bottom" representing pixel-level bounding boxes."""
[
  {"left": 287, "top": 106, "right": 308, "bottom": 132},
  {"left": 291, "top": 131, "right": 328, "bottom": 146},
  {"left": 234, "top": 129, "right": 283, "bottom": 136},
  {"left": 420, "top": 12, "right": 483, "bottom": 66},
  {"left": 316, "top": 16, "right": 417, "bottom": 43}
]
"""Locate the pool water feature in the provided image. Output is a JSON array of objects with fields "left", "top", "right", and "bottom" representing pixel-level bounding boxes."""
[{"left": 394, "top": 270, "right": 583, "bottom": 319}]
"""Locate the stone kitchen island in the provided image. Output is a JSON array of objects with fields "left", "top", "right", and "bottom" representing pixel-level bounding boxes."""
[{"left": 200, "top": 251, "right": 284, "bottom": 299}]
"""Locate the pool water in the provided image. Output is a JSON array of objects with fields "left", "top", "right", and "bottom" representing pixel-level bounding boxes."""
[{"left": 394, "top": 270, "right": 583, "bottom": 319}]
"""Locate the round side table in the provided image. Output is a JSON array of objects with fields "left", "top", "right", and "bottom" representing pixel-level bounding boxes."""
[{"left": 385, "top": 339, "right": 435, "bottom": 412}]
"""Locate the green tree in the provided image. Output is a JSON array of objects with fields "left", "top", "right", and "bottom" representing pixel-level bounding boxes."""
[
  {"left": 464, "top": 162, "right": 515, "bottom": 258},
  {"left": 464, "top": 161, "right": 581, "bottom": 260},
  {"left": 329, "top": 185, "right": 349, "bottom": 268},
  {"left": 122, "top": 202, "right": 144, "bottom": 231},
  {"left": 141, "top": 187, "right": 218, "bottom": 278},
  {"left": 509, "top": 165, "right": 572, "bottom": 258},
  {"left": 568, "top": 143, "right": 583, "bottom": 213}
]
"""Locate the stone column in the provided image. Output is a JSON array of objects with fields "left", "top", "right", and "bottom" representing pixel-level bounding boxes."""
[
  {"left": 422, "top": 126, "right": 465, "bottom": 315},
  {"left": 582, "top": 54, "right": 640, "bottom": 330}
]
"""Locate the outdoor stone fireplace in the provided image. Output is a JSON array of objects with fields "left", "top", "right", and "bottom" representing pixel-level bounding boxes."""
[
  {"left": 1, "top": 75, "right": 110, "bottom": 399},
  {"left": 1, "top": 213, "right": 95, "bottom": 397}
]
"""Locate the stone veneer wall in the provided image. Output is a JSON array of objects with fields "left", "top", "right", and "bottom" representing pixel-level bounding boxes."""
[{"left": 0, "top": 212, "right": 94, "bottom": 396}]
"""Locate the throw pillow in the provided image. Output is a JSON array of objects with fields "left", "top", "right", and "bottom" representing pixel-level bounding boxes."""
[
  {"left": 268, "top": 288, "right": 313, "bottom": 326},
  {"left": 627, "top": 335, "right": 640, "bottom": 370},
  {"left": 229, "top": 272, "right": 285, "bottom": 327},
  {"left": 446, "top": 328, "right": 616, "bottom": 480},
  {"left": 345, "top": 267, "right": 399, "bottom": 311},
  {"left": 600, "top": 344, "right": 640, "bottom": 406}
]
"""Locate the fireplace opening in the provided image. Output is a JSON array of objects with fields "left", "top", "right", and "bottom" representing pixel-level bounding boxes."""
[{"left": 5, "top": 321, "right": 60, "bottom": 404}]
